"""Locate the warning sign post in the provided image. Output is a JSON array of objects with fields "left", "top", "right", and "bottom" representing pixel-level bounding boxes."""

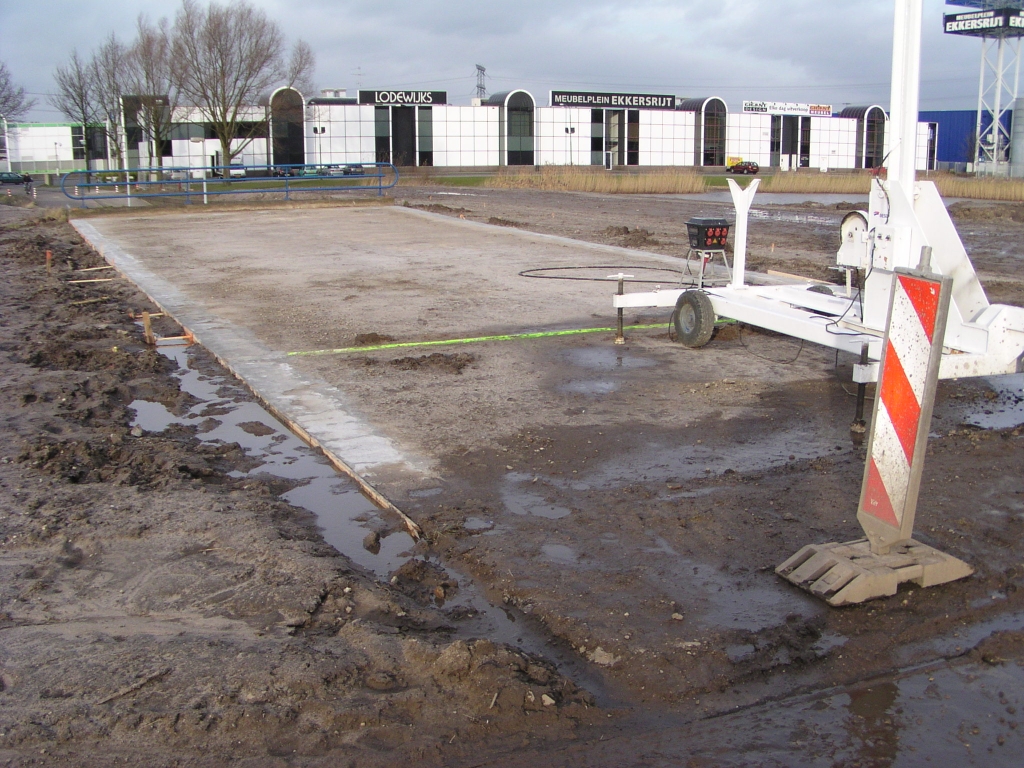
[{"left": 776, "top": 266, "right": 973, "bottom": 606}]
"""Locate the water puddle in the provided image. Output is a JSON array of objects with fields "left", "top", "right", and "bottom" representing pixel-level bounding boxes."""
[
  {"left": 578, "top": 421, "right": 850, "bottom": 489},
  {"left": 501, "top": 473, "right": 573, "bottom": 519},
  {"left": 541, "top": 543, "right": 578, "bottom": 564},
  {"left": 687, "top": 657, "right": 1024, "bottom": 765},
  {"left": 662, "top": 555, "right": 820, "bottom": 632},
  {"left": 961, "top": 374, "right": 1024, "bottom": 430},
  {"left": 555, "top": 348, "right": 659, "bottom": 397},
  {"left": 558, "top": 380, "right": 619, "bottom": 396},
  {"left": 133, "top": 344, "right": 612, "bottom": 700},
  {"left": 563, "top": 348, "right": 658, "bottom": 371}
]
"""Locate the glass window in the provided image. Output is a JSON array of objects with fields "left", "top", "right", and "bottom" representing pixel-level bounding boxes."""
[{"left": 627, "top": 109, "right": 639, "bottom": 166}]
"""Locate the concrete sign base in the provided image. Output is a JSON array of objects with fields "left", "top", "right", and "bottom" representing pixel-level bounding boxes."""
[{"left": 776, "top": 538, "right": 973, "bottom": 606}]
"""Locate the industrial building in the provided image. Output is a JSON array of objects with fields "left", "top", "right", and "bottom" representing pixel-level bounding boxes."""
[{"left": 3, "top": 86, "right": 1019, "bottom": 176}]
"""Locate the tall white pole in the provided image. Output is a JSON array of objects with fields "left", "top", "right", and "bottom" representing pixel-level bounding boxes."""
[
  {"left": 994, "top": 37, "right": 1006, "bottom": 168},
  {"left": 976, "top": 39, "right": 988, "bottom": 167},
  {"left": 888, "top": 0, "right": 923, "bottom": 189},
  {"left": 1, "top": 115, "right": 10, "bottom": 172}
]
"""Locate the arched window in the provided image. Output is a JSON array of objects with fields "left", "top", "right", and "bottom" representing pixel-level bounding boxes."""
[
  {"left": 270, "top": 87, "right": 304, "bottom": 167},
  {"left": 702, "top": 98, "right": 727, "bottom": 167},
  {"left": 506, "top": 91, "right": 535, "bottom": 166}
]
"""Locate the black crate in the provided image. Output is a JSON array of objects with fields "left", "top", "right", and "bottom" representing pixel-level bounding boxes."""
[{"left": 686, "top": 217, "right": 730, "bottom": 249}]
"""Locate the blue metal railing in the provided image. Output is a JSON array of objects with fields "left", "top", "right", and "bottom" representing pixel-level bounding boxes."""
[{"left": 60, "top": 162, "right": 399, "bottom": 206}]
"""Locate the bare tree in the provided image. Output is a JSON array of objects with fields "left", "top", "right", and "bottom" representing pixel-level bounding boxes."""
[
  {"left": 172, "top": 0, "right": 314, "bottom": 168},
  {"left": 51, "top": 50, "right": 96, "bottom": 170},
  {"left": 0, "top": 61, "right": 36, "bottom": 121},
  {"left": 91, "top": 34, "right": 131, "bottom": 168},
  {"left": 127, "top": 16, "right": 178, "bottom": 170},
  {"left": 286, "top": 40, "right": 316, "bottom": 97}
]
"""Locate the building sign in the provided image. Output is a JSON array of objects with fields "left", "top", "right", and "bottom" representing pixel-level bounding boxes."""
[
  {"left": 358, "top": 91, "right": 447, "bottom": 105},
  {"left": 743, "top": 101, "right": 833, "bottom": 116},
  {"left": 550, "top": 91, "right": 675, "bottom": 109},
  {"left": 943, "top": 9, "right": 1024, "bottom": 35}
]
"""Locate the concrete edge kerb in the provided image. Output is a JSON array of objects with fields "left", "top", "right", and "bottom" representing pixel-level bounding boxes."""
[{"left": 70, "top": 219, "right": 430, "bottom": 537}]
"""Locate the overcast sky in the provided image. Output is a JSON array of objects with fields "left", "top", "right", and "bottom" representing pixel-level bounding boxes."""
[{"left": 0, "top": 0, "right": 993, "bottom": 122}]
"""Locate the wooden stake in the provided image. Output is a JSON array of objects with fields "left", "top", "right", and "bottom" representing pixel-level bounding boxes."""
[
  {"left": 67, "top": 278, "right": 116, "bottom": 284},
  {"left": 96, "top": 668, "right": 171, "bottom": 705},
  {"left": 75, "top": 265, "right": 115, "bottom": 273},
  {"left": 69, "top": 296, "right": 110, "bottom": 306},
  {"left": 142, "top": 311, "right": 155, "bottom": 345},
  {"left": 45, "top": 250, "right": 52, "bottom": 276}
]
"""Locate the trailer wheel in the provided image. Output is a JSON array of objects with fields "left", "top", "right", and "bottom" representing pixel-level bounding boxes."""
[{"left": 674, "top": 290, "right": 716, "bottom": 348}]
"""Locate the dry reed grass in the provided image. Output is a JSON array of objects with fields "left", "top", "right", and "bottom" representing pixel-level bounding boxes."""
[
  {"left": 930, "top": 175, "right": 1024, "bottom": 202},
  {"left": 486, "top": 166, "right": 707, "bottom": 194},
  {"left": 757, "top": 171, "right": 873, "bottom": 194}
]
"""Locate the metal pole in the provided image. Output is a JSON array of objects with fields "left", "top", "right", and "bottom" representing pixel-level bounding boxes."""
[
  {"left": 888, "top": 0, "right": 922, "bottom": 190},
  {"left": 616, "top": 276, "right": 626, "bottom": 345},
  {"left": 854, "top": 342, "right": 870, "bottom": 433},
  {"left": 994, "top": 36, "right": 1006, "bottom": 170},
  {"left": 976, "top": 38, "right": 988, "bottom": 167},
  {"left": 1, "top": 115, "right": 10, "bottom": 172}
]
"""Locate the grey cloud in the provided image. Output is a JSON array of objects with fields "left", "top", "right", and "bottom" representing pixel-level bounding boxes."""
[{"left": 0, "top": 0, "right": 989, "bottom": 121}]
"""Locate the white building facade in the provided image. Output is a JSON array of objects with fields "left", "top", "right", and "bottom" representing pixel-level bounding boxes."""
[{"left": 3, "top": 87, "right": 939, "bottom": 174}]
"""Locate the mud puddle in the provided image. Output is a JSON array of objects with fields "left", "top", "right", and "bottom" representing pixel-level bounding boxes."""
[
  {"left": 576, "top": 419, "right": 851, "bottom": 489},
  {"left": 662, "top": 658, "right": 1024, "bottom": 766},
  {"left": 960, "top": 374, "right": 1024, "bottom": 430},
  {"left": 132, "top": 343, "right": 611, "bottom": 700}
]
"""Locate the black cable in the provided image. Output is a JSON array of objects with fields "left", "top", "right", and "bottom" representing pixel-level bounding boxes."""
[{"left": 737, "top": 323, "right": 806, "bottom": 365}]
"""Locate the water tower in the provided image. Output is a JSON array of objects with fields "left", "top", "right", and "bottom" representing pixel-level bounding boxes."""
[{"left": 943, "top": 1, "right": 1024, "bottom": 172}]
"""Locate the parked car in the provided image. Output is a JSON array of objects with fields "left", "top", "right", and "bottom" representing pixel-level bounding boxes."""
[
  {"left": 211, "top": 164, "right": 247, "bottom": 179},
  {"left": 324, "top": 164, "right": 366, "bottom": 177},
  {"left": 0, "top": 171, "right": 29, "bottom": 184},
  {"left": 727, "top": 161, "right": 759, "bottom": 175}
]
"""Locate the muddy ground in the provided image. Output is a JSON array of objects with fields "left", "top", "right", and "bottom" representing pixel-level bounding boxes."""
[
  {"left": 0, "top": 204, "right": 599, "bottom": 767},
  {"left": 2, "top": 186, "right": 1024, "bottom": 766}
]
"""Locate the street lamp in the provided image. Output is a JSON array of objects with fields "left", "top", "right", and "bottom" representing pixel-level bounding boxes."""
[
  {"left": 54, "top": 142, "right": 61, "bottom": 173},
  {"left": 565, "top": 125, "right": 575, "bottom": 165},
  {"left": 314, "top": 126, "right": 325, "bottom": 166},
  {"left": 189, "top": 135, "right": 204, "bottom": 178}
]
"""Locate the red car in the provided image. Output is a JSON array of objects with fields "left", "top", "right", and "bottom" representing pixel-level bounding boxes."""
[{"left": 727, "top": 161, "right": 759, "bottom": 175}]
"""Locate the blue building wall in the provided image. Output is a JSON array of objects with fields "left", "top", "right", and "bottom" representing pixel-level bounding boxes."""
[{"left": 919, "top": 109, "right": 1013, "bottom": 163}]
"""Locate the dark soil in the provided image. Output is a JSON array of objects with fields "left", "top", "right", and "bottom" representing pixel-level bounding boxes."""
[{"left": 0, "top": 209, "right": 602, "bottom": 767}]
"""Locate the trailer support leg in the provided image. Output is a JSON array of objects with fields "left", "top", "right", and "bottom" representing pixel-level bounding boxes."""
[{"left": 852, "top": 342, "right": 869, "bottom": 440}]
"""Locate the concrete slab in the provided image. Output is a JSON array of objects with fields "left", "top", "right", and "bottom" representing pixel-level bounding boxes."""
[{"left": 74, "top": 205, "right": 840, "bottom": 500}]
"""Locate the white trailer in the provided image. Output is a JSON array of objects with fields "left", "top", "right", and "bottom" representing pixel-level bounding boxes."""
[{"left": 615, "top": 2, "right": 1024, "bottom": 386}]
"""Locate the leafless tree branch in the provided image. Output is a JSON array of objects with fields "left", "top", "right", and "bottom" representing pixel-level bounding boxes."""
[
  {"left": 92, "top": 34, "right": 131, "bottom": 166},
  {"left": 286, "top": 40, "right": 316, "bottom": 97},
  {"left": 51, "top": 50, "right": 96, "bottom": 170},
  {"left": 0, "top": 61, "right": 36, "bottom": 121},
  {"left": 172, "top": 0, "right": 289, "bottom": 167}
]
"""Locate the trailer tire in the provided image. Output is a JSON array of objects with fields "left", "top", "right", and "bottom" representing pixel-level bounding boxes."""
[{"left": 674, "top": 290, "right": 716, "bottom": 348}]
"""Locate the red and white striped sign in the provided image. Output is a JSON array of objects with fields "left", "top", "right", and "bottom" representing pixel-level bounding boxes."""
[{"left": 858, "top": 270, "right": 951, "bottom": 552}]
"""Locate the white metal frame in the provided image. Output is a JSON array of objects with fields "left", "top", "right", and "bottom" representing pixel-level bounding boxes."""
[
  {"left": 615, "top": 0, "right": 1024, "bottom": 384},
  {"left": 976, "top": 35, "right": 1021, "bottom": 172}
]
